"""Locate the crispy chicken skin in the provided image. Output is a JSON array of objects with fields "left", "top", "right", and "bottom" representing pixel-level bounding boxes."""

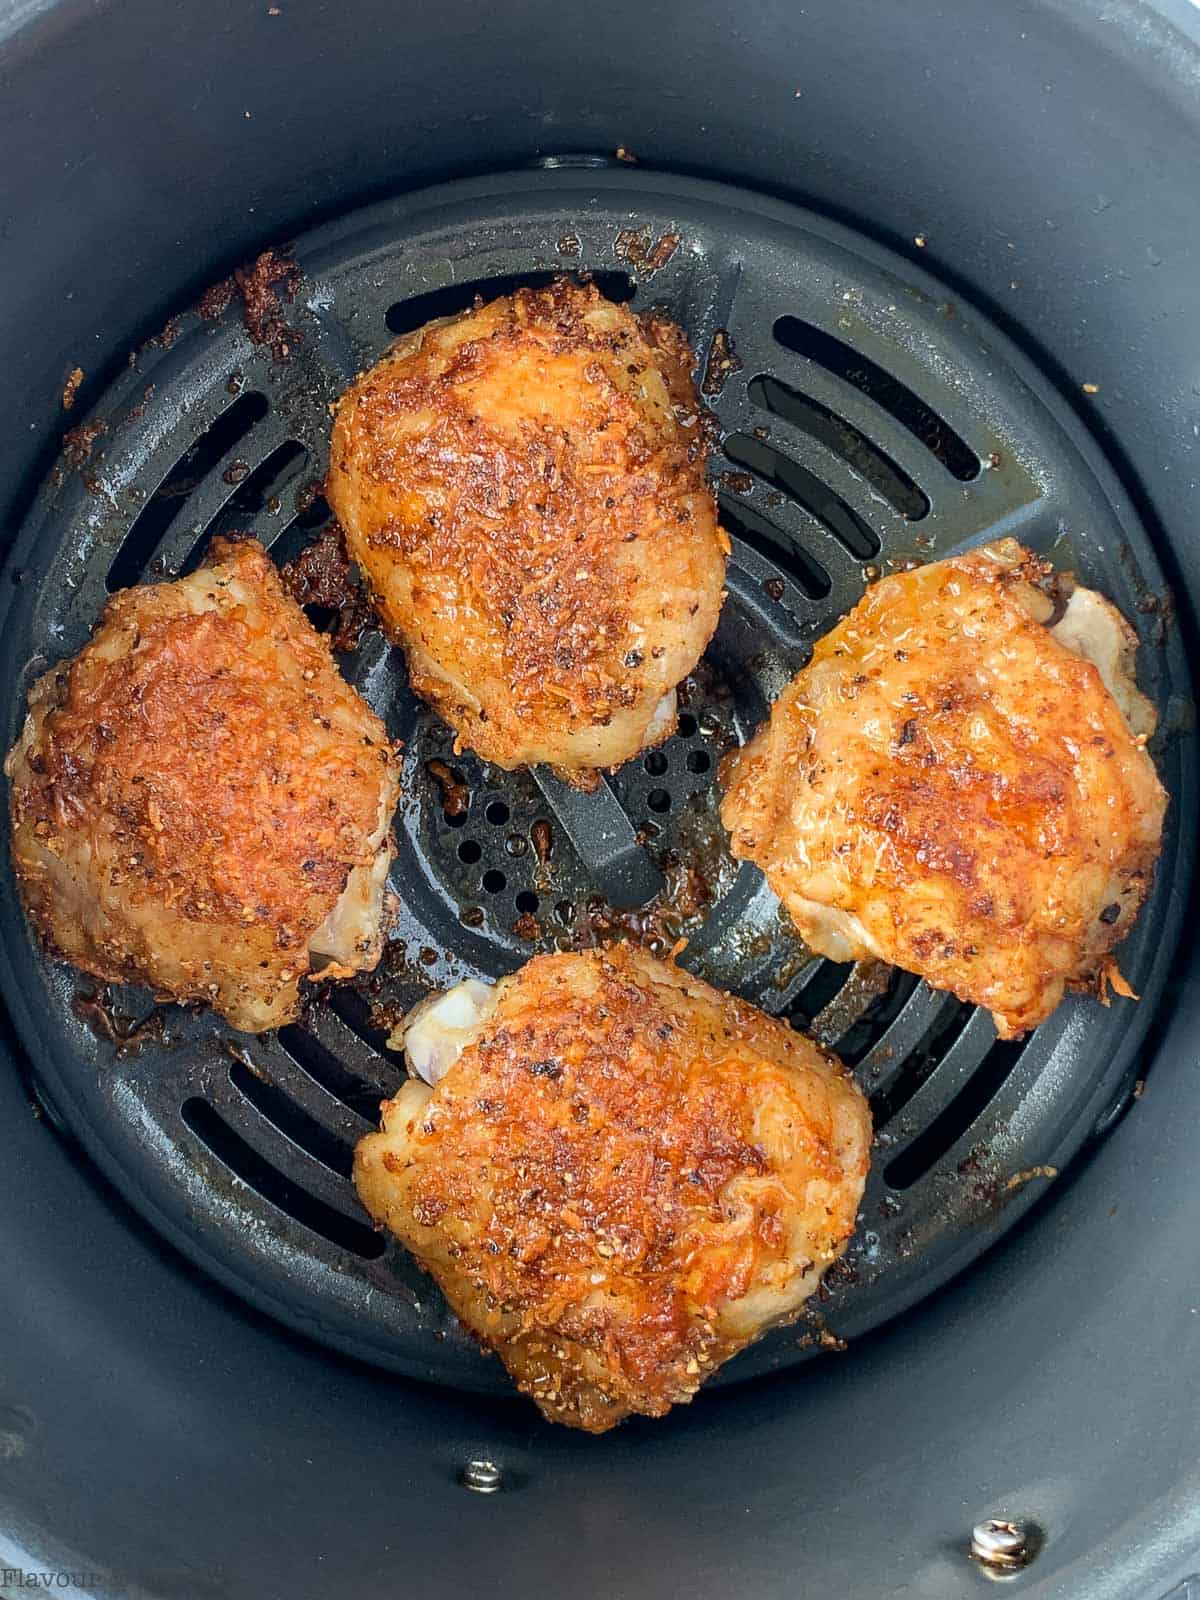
[
  {"left": 720, "top": 540, "right": 1166, "bottom": 1039},
  {"left": 354, "top": 946, "right": 871, "bottom": 1432},
  {"left": 6, "top": 537, "right": 400, "bottom": 1032},
  {"left": 327, "top": 277, "right": 727, "bottom": 786}
]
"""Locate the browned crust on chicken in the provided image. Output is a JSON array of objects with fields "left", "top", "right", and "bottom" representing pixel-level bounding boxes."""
[
  {"left": 327, "top": 278, "right": 727, "bottom": 784},
  {"left": 354, "top": 946, "right": 871, "bottom": 1431},
  {"left": 6, "top": 537, "right": 400, "bottom": 1031},
  {"left": 719, "top": 541, "right": 1167, "bottom": 1037}
]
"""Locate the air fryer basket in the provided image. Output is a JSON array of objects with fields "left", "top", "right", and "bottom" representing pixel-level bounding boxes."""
[
  {"left": 6, "top": 167, "right": 1188, "bottom": 1398},
  {"left": 1, "top": 2, "right": 1198, "bottom": 1597}
]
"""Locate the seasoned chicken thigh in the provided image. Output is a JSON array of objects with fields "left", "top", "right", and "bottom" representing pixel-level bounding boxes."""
[
  {"left": 354, "top": 945, "right": 871, "bottom": 1432},
  {"left": 720, "top": 540, "right": 1166, "bottom": 1038},
  {"left": 327, "top": 277, "right": 727, "bottom": 785},
  {"left": 6, "top": 537, "right": 400, "bottom": 1032}
]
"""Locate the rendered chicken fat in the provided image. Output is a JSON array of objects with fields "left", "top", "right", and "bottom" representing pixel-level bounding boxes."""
[
  {"left": 719, "top": 539, "right": 1166, "bottom": 1038},
  {"left": 1048, "top": 585, "right": 1156, "bottom": 737},
  {"left": 645, "top": 690, "right": 679, "bottom": 746},
  {"left": 355, "top": 946, "right": 872, "bottom": 1432},
  {"left": 5, "top": 537, "right": 401, "bottom": 1032},
  {"left": 327, "top": 277, "right": 727, "bottom": 785},
  {"left": 394, "top": 978, "right": 499, "bottom": 1085}
]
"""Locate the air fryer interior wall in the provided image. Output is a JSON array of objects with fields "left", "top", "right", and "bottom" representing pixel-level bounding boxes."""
[{"left": 0, "top": 2, "right": 1198, "bottom": 1597}]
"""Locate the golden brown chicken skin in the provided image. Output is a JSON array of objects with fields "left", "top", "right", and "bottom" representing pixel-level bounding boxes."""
[
  {"left": 354, "top": 946, "right": 871, "bottom": 1432},
  {"left": 327, "top": 277, "right": 727, "bottom": 786},
  {"left": 6, "top": 537, "right": 400, "bottom": 1032},
  {"left": 720, "top": 540, "right": 1166, "bottom": 1039}
]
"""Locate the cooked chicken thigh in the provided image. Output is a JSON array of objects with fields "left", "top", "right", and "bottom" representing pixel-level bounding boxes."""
[
  {"left": 6, "top": 537, "right": 400, "bottom": 1032},
  {"left": 354, "top": 945, "right": 871, "bottom": 1432},
  {"left": 327, "top": 277, "right": 727, "bottom": 785},
  {"left": 720, "top": 540, "right": 1166, "bottom": 1038}
]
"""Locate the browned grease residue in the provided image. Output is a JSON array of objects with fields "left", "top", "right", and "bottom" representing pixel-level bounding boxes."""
[
  {"left": 577, "top": 854, "right": 715, "bottom": 959},
  {"left": 72, "top": 985, "right": 170, "bottom": 1057},
  {"left": 702, "top": 329, "right": 742, "bottom": 397},
  {"left": 62, "top": 367, "right": 84, "bottom": 411},
  {"left": 426, "top": 759, "right": 470, "bottom": 818},
  {"left": 197, "top": 249, "right": 303, "bottom": 361},
  {"left": 279, "top": 522, "right": 374, "bottom": 652},
  {"left": 61, "top": 418, "right": 106, "bottom": 470},
  {"left": 236, "top": 250, "right": 302, "bottom": 359},
  {"left": 614, "top": 229, "right": 681, "bottom": 274}
]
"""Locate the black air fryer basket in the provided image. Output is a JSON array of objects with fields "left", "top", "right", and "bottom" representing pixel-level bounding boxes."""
[{"left": 1, "top": 2, "right": 1198, "bottom": 1597}]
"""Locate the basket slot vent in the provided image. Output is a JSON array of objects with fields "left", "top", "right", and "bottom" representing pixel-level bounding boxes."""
[
  {"left": 384, "top": 270, "right": 635, "bottom": 337},
  {"left": 105, "top": 391, "right": 269, "bottom": 592},
  {"left": 277, "top": 1023, "right": 391, "bottom": 1121},
  {"left": 176, "top": 440, "right": 309, "bottom": 576},
  {"left": 884, "top": 1020, "right": 1025, "bottom": 1190},
  {"left": 854, "top": 982, "right": 954, "bottom": 1090},
  {"left": 723, "top": 432, "right": 881, "bottom": 558},
  {"left": 717, "top": 493, "right": 831, "bottom": 599},
  {"left": 772, "top": 315, "right": 981, "bottom": 483},
  {"left": 747, "top": 373, "right": 929, "bottom": 521},
  {"left": 328, "top": 987, "right": 407, "bottom": 1065},
  {"left": 180, "top": 1096, "right": 384, "bottom": 1258},
  {"left": 870, "top": 999, "right": 976, "bottom": 1130},
  {"left": 227, "top": 1059, "right": 356, "bottom": 1179}
]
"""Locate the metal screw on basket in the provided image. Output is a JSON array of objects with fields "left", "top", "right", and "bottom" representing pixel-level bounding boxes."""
[
  {"left": 460, "top": 1457, "right": 504, "bottom": 1494},
  {"left": 969, "top": 1519, "right": 1033, "bottom": 1574}
]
